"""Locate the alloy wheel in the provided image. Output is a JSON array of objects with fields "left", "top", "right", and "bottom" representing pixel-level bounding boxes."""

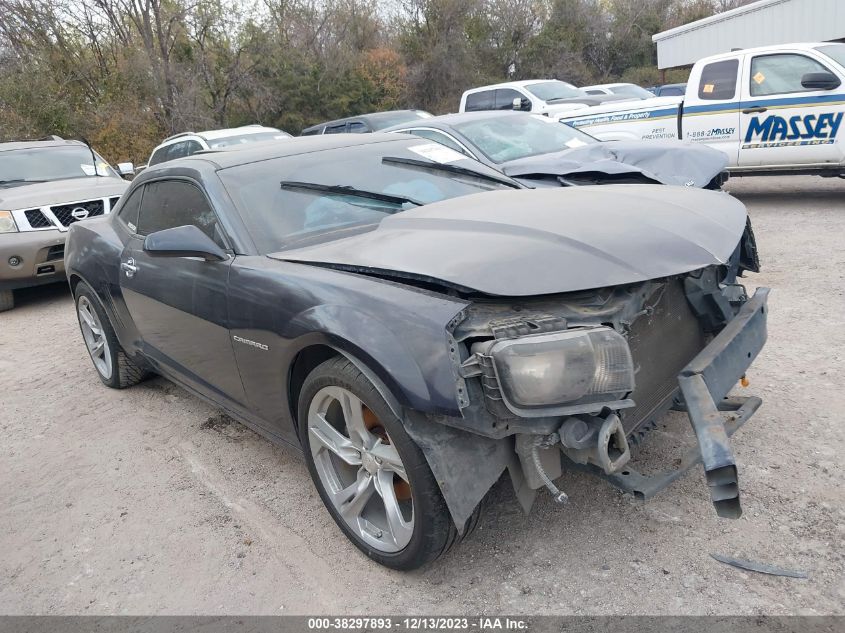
[
  {"left": 77, "top": 295, "right": 113, "bottom": 380},
  {"left": 308, "top": 386, "right": 414, "bottom": 553}
]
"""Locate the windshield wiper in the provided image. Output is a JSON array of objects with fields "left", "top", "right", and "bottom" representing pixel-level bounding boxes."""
[
  {"left": 279, "top": 181, "right": 424, "bottom": 207},
  {"left": 381, "top": 156, "right": 520, "bottom": 189}
]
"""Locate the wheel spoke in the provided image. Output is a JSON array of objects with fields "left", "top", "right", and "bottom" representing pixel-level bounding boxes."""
[
  {"left": 338, "top": 390, "right": 375, "bottom": 448},
  {"left": 374, "top": 469, "right": 414, "bottom": 548},
  {"left": 336, "top": 471, "right": 374, "bottom": 520},
  {"left": 370, "top": 440, "right": 408, "bottom": 482},
  {"left": 309, "top": 413, "right": 362, "bottom": 465},
  {"left": 90, "top": 339, "right": 105, "bottom": 358},
  {"left": 79, "top": 305, "right": 101, "bottom": 335}
]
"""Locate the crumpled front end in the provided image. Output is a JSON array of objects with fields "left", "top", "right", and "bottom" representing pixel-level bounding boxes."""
[{"left": 415, "top": 234, "right": 767, "bottom": 526}]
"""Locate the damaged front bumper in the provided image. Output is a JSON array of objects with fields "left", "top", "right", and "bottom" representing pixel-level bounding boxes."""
[{"left": 563, "top": 287, "right": 769, "bottom": 518}]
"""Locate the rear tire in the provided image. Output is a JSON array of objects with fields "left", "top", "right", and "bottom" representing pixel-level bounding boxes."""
[
  {"left": 298, "top": 356, "right": 471, "bottom": 570},
  {"left": 0, "top": 289, "right": 13, "bottom": 312},
  {"left": 74, "top": 281, "right": 148, "bottom": 388}
]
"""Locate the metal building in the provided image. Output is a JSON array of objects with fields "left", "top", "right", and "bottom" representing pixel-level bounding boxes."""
[{"left": 652, "top": 0, "right": 845, "bottom": 69}]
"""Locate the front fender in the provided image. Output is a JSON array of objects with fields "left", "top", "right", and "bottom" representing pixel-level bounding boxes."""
[{"left": 288, "top": 304, "right": 439, "bottom": 412}]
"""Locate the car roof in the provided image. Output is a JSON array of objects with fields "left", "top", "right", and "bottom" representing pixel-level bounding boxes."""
[
  {"left": 0, "top": 138, "right": 87, "bottom": 152},
  {"left": 382, "top": 110, "right": 533, "bottom": 131},
  {"left": 582, "top": 83, "right": 635, "bottom": 90},
  {"left": 301, "top": 110, "right": 430, "bottom": 133},
  {"left": 199, "top": 125, "right": 283, "bottom": 140},
  {"left": 462, "top": 79, "right": 570, "bottom": 94},
  {"left": 165, "top": 133, "right": 424, "bottom": 170},
  {"left": 155, "top": 125, "right": 284, "bottom": 149},
  {"left": 700, "top": 43, "right": 832, "bottom": 64}
]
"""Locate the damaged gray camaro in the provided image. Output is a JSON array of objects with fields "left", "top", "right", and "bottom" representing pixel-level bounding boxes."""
[{"left": 65, "top": 135, "right": 767, "bottom": 570}]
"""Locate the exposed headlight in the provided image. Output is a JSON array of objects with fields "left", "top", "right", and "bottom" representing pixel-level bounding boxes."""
[
  {"left": 0, "top": 210, "right": 18, "bottom": 234},
  {"left": 481, "top": 327, "right": 635, "bottom": 415}
]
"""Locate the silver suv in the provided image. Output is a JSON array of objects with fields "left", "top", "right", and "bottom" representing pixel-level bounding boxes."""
[{"left": 0, "top": 138, "right": 129, "bottom": 311}]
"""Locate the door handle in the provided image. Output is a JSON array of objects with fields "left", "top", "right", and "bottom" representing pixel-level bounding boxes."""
[
  {"left": 121, "top": 258, "right": 138, "bottom": 278},
  {"left": 741, "top": 106, "right": 768, "bottom": 114}
]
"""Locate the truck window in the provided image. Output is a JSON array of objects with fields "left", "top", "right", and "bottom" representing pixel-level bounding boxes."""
[
  {"left": 750, "top": 54, "right": 833, "bottom": 97},
  {"left": 495, "top": 88, "right": 527, "bottom": 110},
  {"left": 465, "top": 90, "right": 495, "bottom": 111},
  {"left": 698, "top": 59, "right": 738, "bottom": 100}
]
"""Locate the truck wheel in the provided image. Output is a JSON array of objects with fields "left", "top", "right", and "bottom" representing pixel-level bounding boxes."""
[
  {"left": 74, "top": 281, "right": 148, "bottom": 388},
  {"left": 0, "top": 289, "right": 13, "bottom": 312},
  {"left": 298, "top": 356, "right": 468, "bottom": 570}
]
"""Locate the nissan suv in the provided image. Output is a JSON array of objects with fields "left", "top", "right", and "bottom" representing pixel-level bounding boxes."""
[{"left": 0, "top": 137, "right": 129, "bottom": 311}]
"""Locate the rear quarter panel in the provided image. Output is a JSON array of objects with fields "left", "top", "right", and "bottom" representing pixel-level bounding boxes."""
[{"left": 65, "top": 217, "right": 140, "bottom": 353}]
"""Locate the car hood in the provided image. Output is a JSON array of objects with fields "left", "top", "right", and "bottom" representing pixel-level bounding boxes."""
[
  {"left": 270, "top": 185, "right": 747, "bottom": 296},
  {"left": 0, "top": 177, "right": 128, "bottom": 209},
  {"left": 500, "top": 140, "right": 729, "bottom": 188}
]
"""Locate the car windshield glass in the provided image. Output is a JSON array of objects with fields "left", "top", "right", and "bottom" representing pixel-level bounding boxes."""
[
  {"left": 0, "top": 146, "right": 118, "bottom": 186},
  {"left": 524, "top": 80, "right": 585, "bottom": 101},
  {"left": 207, "top": 131, "right": 291, "bottom": 149},
  {"left": 817, "top": 44, "right": 845, "bottom": 69},
  {"left": 611, "top": 85, "right": 655, "bottom": 99},
  {"left": 217, "top": 140, "right": 515, "bottom": 253},
  {"left": 453, "top": 114, "right": 598, "bottom": 164}
]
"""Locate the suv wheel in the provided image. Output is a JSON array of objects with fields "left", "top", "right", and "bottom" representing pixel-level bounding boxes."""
[
  {"left": 74, "top": 281, "right": 148, "bottom": 388},
  {"left": 298, "top": 356, "right": 464, "bottom": 570},
  {"left": 0, "top": 289, "right": 13, "bottom": 312}
]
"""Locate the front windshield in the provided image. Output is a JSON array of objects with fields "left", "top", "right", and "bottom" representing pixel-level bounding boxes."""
[
  {"left": 217, "top": 140, "right": 514, "bottom": 253},
  {"left": 0, "top": 145, "right": 118, "bottom": 186},
  {"left": 207, "top": 131, "right": 291, "bottom": 149},
  {"left": 525, "top": 80, "right": 585, "bottom": 101},
  {"left": 817, "top": 44, "right": 845, "bottom": 69},
  {"left": 611, "top": 85, "right": 656, "bottom": 99},
  {"left": 453, "top": 114, "right": 598, "bottom": 164}
]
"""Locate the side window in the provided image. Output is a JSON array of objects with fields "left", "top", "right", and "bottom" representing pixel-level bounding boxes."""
[
  {"left": 324, "top": 123, "right": 348, "bottom": 134},
  {"left": 406, "top": 129, "right": 473, "bottom": 157},
  {"left": 166, "top": 141, "right": 190, "bottom": 161},
  {"left": 465, "top": 90, "right": 495, "bottom": 111},
  {"left": 148, "top": 147, "right": 168, "bottom": 166},
  {"left": 750, "top": 54, "right": 833, "bottom": 97},
  {"left": 182, "top": 140, "right": 204, "bottom": 157},
  {"left": 585, "top": 89, "right": 604, "bottom": 95},
  {"left": 346, "top": 121, "right": 369, "bottom": 133},
  {"left": 698, "top": 59, "right": 739, "bottom": 100},
  {"left": 116, "top": 187, "right": 143, "bottom": 233},
  {"left": 662, "top": 86, "right": 685, "bottom": 96},
  {"left": 495, "top": 88, "right": 527, "bottom": 110},
  {"left": 136, "top": 180, "right": 225, "bottom": 247}
]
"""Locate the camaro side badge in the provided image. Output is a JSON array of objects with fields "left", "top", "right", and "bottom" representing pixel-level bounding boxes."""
[{"left": 233, "top": 335, "right": 269, "bottom": 351}]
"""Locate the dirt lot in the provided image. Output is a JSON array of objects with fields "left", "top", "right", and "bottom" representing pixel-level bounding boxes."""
[{"left": 1, "top": 176, "right": 843, "bottom": 615}]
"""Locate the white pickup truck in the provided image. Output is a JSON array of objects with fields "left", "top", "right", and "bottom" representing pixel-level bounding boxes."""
[{"left": 558, "top": 43, "right": 845, "bottom": 176}]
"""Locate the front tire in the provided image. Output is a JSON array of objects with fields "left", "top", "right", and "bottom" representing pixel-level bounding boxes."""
[
  {"left": 298, "top": 356, "right": 458, "bottom": 570},
  {"left": 74, "top": 281, "right": 148, "bottom": 388},
  {"left": 0, "top": 289, "right": 13, "bottom": 312}
]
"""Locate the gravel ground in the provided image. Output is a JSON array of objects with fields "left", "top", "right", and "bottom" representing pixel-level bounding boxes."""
[{"left": 1, "top": 176, "right": 843, "bottom": 615}]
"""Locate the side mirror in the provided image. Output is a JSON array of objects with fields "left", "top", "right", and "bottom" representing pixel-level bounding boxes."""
[
  {"left": 801, "top": 71, "right": 840, "bottom": 91},
  {"left": 143, "top": 225, "right": 228, "bottom": 261},
  {"left": 512, "top": 97, "right": 531, "bottom": 111},
  {"left": 117, "top": 162, "right": 135, "bottom": 179}
]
